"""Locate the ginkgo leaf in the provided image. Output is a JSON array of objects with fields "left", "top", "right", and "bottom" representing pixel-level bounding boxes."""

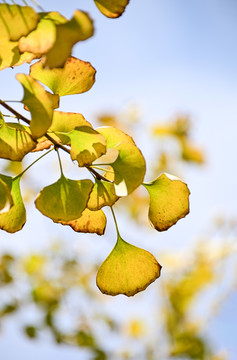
[
  {"left": 98, "top": 127, "right": 146, "bottom": 196},
  {"left": 0, "top": 114, "right": 36, "bottom": 161},
  {"left": 87, "top": 179, "right": 119, "bottom": 210},
  {"left": 18, "top": 12, "right": 67, "bottom": 56},
  {"left": 0, "top": 175, "right": 26, "bottom": 233},
  {"left": 30, "top": 57, "right": 96, "bottom": 96},
  {"left": 0, "top": 4, "right": 39, "bottom": 41},
  {"left": 60, "top": 208, "right": 107, "bottom": 235},
  {"left": 0, "top": 38, "right": 38, "bottom": 71},
  {"left": 35, "top": 175, "right": 93, "bottom": 222},
  {"left": 96, "top": 234, "right": 161, "bottom": 296},
  {"left": 16, "top": 74, "right": 59, "bottom": 140},
  {"left": 94, "top": 0, "right": 129, "bottom": 18},
  {"left": 43, "top": 10, "right": 94, "bottom": 68},
  {"left": 143, "top": 173, "right": 190, "bottom": 231},
  {"left": 57, "top": 126, "right": 106, "bottom": 167},
  {"left": 0, "top": 177, "right": 12, "bottom": 211}
]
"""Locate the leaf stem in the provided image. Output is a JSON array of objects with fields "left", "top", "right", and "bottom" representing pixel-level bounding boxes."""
[
  {"left": 110, "top": 206, "right": 121, "bottom": 238},
  {"left": 14, "top": 148, "right": 54, "bottom": 179},
  {"left": 56, "top": 148, "right": 64, "bottom": 176}
]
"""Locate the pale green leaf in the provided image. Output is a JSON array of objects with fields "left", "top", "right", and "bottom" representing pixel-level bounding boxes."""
[
  {"left": 87, "top": 179, "right": 119, "bottom": 210},
  {"left": 35, "top": 175, "right": 93, "bottom": 222},
  {"left": 0, "top": 175, "right": 26, "bottom": 233},
  {"left": 60, "top": 208, "right": 107, "bottom": 235},
  {"left": 16, "top": 74, "right": 59, "bottom": 139},
  {"left": 143, "top": 173, "right": 190, "bottom": 231},
  {"left": 0, "top": 177, "right": 12, "bottom": 211},
  {"left": 96, "top": 234, "right": 161, "bottom": 296},
  {"left": 30, "top": 57, "right": 96, "bottom": 96},
  {"left": 94, "top": 0, "right": 129, "bottom": 18},
  {"left": 0, "top": 114, "right": 36, "bottom": 161},
  {"left": 0, "top": 4, "right": 39, "bottom": 41}
]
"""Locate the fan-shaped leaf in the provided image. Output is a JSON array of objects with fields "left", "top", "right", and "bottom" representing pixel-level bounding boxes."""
[
  {"left": 0, "top": 114, "right": 36, "bottom": 161},
  {"left": 16, "top": 74, "right": 59, "bottom": 139},
  {"left": 35, "top": 175, "right": 93, "bottom": 222},
  {"left": 94, "top": 0, "right": 129, "bottom": 18},
  {"left": 60, "top": 208, "right": 106, "bottom": 235},
  {"left": 30, "top": 57, "right": 96, "bottom": 96},
  {"left": 0, "top": 177, "right": 12, "bottom": 211},
  {"left": 0, "top": 4, "right": 39, "bottom": 41},
  {"left": 98, "top": 127, "right": 146, "bottom": 196},
  {"left": 143, "top": 173, "right": 190, "bottom": 231},
  {"left": 87, "top": 179, "right": 119, "bottom": 210},
  {"left": 0, "top": 175, "right": 26, "bottom": 233},
  {"left": 96, "top": 234, "right": 161, "bottom": 296}
]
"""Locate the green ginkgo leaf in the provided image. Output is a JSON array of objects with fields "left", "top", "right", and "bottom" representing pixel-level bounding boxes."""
[
  {"left": 0, "top": 177, "right": 12, "bottom": 211},
  {"left": 30, "top": 57, "right": 96, "bottom": 96},
  {"left": 0, "top": 175, "right": 26, "bottom": 233},
  {"left": 98, "top": 127, "right": 146, "bottom": 196},
  {"left": 0, "top": 114, "right": 36, "bottom": 161},
  {"left": 16, "top": 74, "right": 59, "bottom": 140},
  {"left": 18, "top": 12, "right": 67, "bottom": 56},
  {"left": 94, "top": 0, "right": 129, "bottom": 18},
  {"left": 87, "top": 179, "right": 119, "bottom": 210},
  {"left": 96, "top": 234, "right": 161, "bottom": 296},
  {"left": 60, "top": 208, "right": 107, "bottom": 235},
  {"left": 143, "top": 173, "right": 190, "bottom": 231},
  {"left": 35, "top": 175, "right": 93, "bottom": 222},
  {"left": 0, "top": 4, "right": 39, "bottom": 41},
  {"left": 57, "top": 126, "right": 106, "bottom": 167},
  {"left": 43, "top": 10, "right": 94, "bottom": 68}
]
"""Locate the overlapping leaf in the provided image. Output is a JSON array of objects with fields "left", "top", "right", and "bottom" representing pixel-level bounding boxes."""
[
  {"left": 35, "top": 175, "right": 93, "bottom": 222},
  {"left": 0, "top": 39, "right": 37, "bottom": 71},
  {"left": 96, "top": 234, "right": 161, "bottom": 296},
  {"left": 87, "top": 179, "right": 119, "bottom": 210},
  {"left": 0, "top": 175, "right": 26, "bottom": 233},
  {"left": 0, "top": 177, "right": 12, "bottom": 211},
  {"left": 0, "top": 113, "right": 36, "bottom": 161},
  {"left": 60, "top": 208, "right": 107, "bottom": 235},
  {"left": 97, "top": 127, "right": 146, "bottom": 196},
  {"left": 30, "top": 57, "right": 96, "bottom": 96},
  {"left": 94, "top": 0, "right": 129, "bottom": 18},
  {"left": 43, "top": 10, "right": 94, "bottom": 68},
  {"left": 143, "top": 173, "right": 190, "bottom": 231},
  {"left": 16, "top": 74, "right": 59, "bottom": 139}
]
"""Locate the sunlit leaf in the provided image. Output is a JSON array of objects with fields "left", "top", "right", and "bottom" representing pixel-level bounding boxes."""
[
  {"left": 96, "top": 234, "right": 161, "bottom": 296},
  {"left": 98, "top": 127, "right": 146, "bottom": 196},
  {"left": 0, "top": 4, "right": 39, "bottom": 41},
  {"left": 43, "top": 10, "right": 94, "bottom": 68},
  {"left": 30, "top": 57, "right": 96, "bottom": 96},
  {"left": 60, "top": 208, "right": 107, "bottom": 235},
  {"left": 0, "top": 175, "right": 26, "bottom": 233},
  {"left": 18, "top": 12, "right": 67, "bottom": 56},
  {"left": 143, "top": 173, "right": 190, "bottom": 231},
  {"left": 0, "top": 177, "right": 12, "bottom": 211},
  {"left": 87, "top": 179, "right": 119, "bottom": 210},
  {"left": 57, "top": 126, "right": 106, "bottom": 167},
  {"left": 16, "top": 74, "right": 59, "bottom": 139},
  {"left": 0, "top": 114, "right": 36, "bottom": 161},
  {"left": 35, "top": 175, "right": 93, "bottom": 222},
  {"left": 94, "top": 0, "right": 129, "bottom": 18}
]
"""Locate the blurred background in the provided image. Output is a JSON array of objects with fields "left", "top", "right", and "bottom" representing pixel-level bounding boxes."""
[{"left": 0, "top": 0, "right": 237, "bottom": 359}]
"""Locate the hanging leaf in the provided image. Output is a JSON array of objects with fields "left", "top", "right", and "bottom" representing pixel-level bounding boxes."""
[
  {"left": 30, "top": 57, "right": 96, "bottom": 96},
  {"left": 43, "top": 10, "right": 94, "bottom": 68},
  {"left": 98, "top": 127, "right": 146, "bottom": 196},
  {"left": 35, "top": 175, "right": 93, "bottom": 222},
  {"left": 94, "top": 0, "right": 130, "bottom": 18},
  {"left": 60, "top": 208, "right": 106, "bottom": 235},
  {"left": 0, "top": 114, "right": 36, "bottom": 161},
  {"left": 18, "top": 12, "right": 67, "bottom": 56},
  {"left": 0, "top": 4, "right": 39, "bottom": 41},
  {"left": 0, "top": 175, "right": 26, "bottom": 233},
  {"left": 87, "top": 179, "right": 119, "bottom": 210},
  {"left": 57, "top": 126, "right": 106, "bottom": 167},
  {"left": 96, "top": 234, "right": 161, "bottom": 296},
  {"left": 16, "top": 74, "right": 59, "bottom": 140},
  {"left": 0, "top": 177, "right": 12, "bottom": 211},
  {"left": 143, "top": 173, "right": 190, "bottom": 231}
]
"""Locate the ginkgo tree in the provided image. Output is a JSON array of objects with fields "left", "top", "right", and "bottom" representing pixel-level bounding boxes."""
[{"left": 0, "top": 0, "right": 190, "bottom": 296}]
